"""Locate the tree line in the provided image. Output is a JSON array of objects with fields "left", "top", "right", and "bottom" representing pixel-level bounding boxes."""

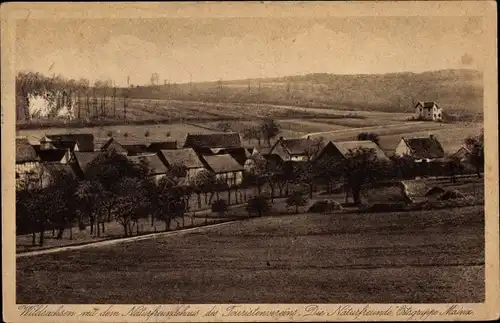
[{"left": 16, "top": 71, "right": 132, "bottom": 121}]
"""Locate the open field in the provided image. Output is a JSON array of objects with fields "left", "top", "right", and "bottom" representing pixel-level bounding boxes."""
[
  {"left": 17, "top": 98, "right": 482, "bottom": 154},
  {"left": 17, "top": 203, "right": 484, "bottom": 304}
]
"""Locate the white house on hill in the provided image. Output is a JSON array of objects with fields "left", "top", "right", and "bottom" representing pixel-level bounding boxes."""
[{"left": 414, "top": 101, "right": 443, "bottom": 121}]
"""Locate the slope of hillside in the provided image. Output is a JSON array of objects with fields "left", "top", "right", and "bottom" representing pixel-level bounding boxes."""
[{"left": 126, "top": 69, "right": 483, "bottom": 115}]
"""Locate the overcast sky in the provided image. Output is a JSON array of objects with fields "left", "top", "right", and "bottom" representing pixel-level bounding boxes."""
[{"left": 15, "top": 16, "right": 484, "bottom": 86}]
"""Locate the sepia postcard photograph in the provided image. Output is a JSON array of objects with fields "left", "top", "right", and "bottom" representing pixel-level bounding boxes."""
[{"left": 2, "top": 1, "right": 499, "bottom": 322}]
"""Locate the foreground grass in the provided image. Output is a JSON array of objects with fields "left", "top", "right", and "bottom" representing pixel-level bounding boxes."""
[{"left": 17, "top": 205, "right": 484, "bottom": 304}]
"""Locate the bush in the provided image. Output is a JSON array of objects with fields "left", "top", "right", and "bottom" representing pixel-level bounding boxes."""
[
  {"left": 246, "top": 196, "right": 271, "bottom": 217},
  {"left": 211, "top": 199, "right": 228, "bottom": 214},
  {"left": 438, "top": 190, "right": 466, "bottom": 200},
  {"left": 308, "top": 200, "right": 343, "bottom": 213}
]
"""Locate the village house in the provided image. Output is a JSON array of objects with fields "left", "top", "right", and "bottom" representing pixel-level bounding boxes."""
[
  {"left": 314, "top": 140, "right": 390, "bottom": 165},
  {"left": 39, "top": 134, "right": 95, "bottom": 152},
  {"left": 100, "top": 138, "right": 129, "bottom": 155},
  {"left": 127, "top": 154, "right": 170, "bottom": 183},
  {"left": 158, "top": 148, "right": 206, "bottom": 183},
  {"left": 38, "top": 163, "right": 77, "bottom": 188},
  {"left": 414, "top": 101, "right": 443, "bottom": 121},
  {"left": 200, "top": 154, "right": 244, "bottom": 187},
  {"left": 69, "top": 151, "right": 103, "bottom": 179},
  {"left": 269, "top": 137, "right": 322, "bottom": 162},
  {"left": 33, "top": 145, "right": 72, "bottom": 164},
  {"left": 393, "top": 134, "right": 445, "bottom": 162},
  {"left": 183, "top": 133, "right": 242, "bottom": 155},
  {"left": 452, "top": 146, "right": 471, "bottom": 163},
  {"left": 99, "top": 137, "right": 174, "bottom": 156},
  {"left": 146, "top": 141, "right": 177, "bottom": 152},
  {"left": 121, "top": 144, "right": 149, "bottom": 156},
  {"left": 16, "top": 137, "right": 41, "bottom": 189}
]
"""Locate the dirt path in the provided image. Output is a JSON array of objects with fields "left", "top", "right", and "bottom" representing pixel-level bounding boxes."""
[
  {"left": 16, "top": 220, "right": 238, "bottom": 258},
  {"left": 303, "top": 121, "right": 424, "bottom": 137}
]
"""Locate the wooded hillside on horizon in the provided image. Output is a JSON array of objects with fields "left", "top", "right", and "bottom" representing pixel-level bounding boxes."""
[{"left": 125, "top": 69, "right": 484, "bottom": 115}]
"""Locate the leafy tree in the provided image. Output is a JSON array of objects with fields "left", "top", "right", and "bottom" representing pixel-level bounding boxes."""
[
  {"left": 464, "top": 130, "right": 484, "bottom": 178},
  {"left": 286, "top": 188, "right": 309, "bottom": 214},
  {"left": 244, "top": 154, "right": 269, "bottom": 196},
  {"left": 343, "top": 148, "right": 389, "bottom": 204},
  {"left": 246, "top": 196, "right": 271, "bottom": 217},
  {"left": 45, "top": 167, "right": 79, "bottom": 240},
  {"left": 312, "top": 153, "right": 343, "bottom": 193},
  {"left": 357, "top": 132, "right": 380, "bottom": 146},
  {"left": 114, "top": 177, "right": 149, "bottom": 237},
  {"left": 146, "top": 176, "right": 185, "bottom": 232},
  {"left": 191, "top": 169, "right": 217, "bottom": 208},
  {"left": 390, "top": 155, "right": 418, "bottom": 179},
  {"left": 260, "top": 119, "right": 280, "bottom": 147},
  {"left": 292, "top": 162, "right": 316, "bottom": 198},
  {"left": 83, "top": 150, "right": 149, "bottom": 235},
  {"left": 75, "top": 180, "right": 104, "bottom": 236},
  {"left": 16, "top": 187, "right": 52, "bottom": 246}
]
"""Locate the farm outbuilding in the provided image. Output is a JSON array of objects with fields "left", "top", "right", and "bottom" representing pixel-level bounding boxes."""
[
  {"left": 128, "top": 154, "right": 170, "bottom": 183},
  {"left": 200, "top": 154, "right": 244, "bottom": 187},
  {"left": 183, "top": 132, "right": 242, "bottom": 154},
  {"left": 158, "top": 148, "right": 205, "bottom": 183},
  {"left": 314, "top": 140, "right": 389, "bottom": 165},
  {"left": 394, "top": 134, "right": 445, "bottom": 162},
  {"left": 16, "top": 137, "right": 41, "bottom": 189},
  {"left": 41, "top": 134, "right": 95, "bottom": 152},
  {"left": 269, "top": 137, "right": 320, "bottom": 162}
]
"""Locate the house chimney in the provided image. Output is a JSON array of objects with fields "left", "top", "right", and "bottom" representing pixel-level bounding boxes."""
[
  {"left": 306, "top": 135, "right": 310, "bottom": 140},
  {"left": 279, "top": 136, "right": 283, "bottom": 140}
]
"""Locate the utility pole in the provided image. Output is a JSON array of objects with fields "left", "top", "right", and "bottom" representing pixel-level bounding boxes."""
[
  {"left": 93, "top": 87, "right": 97, "bottom": 118},
  {"left": 113, "top": 82, "right": 116, "bottom": 118}
]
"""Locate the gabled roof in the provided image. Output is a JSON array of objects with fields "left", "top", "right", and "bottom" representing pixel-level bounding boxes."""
[
  {"left": 415, "top": 101, "right": 439, "bottom": 109},
  {"left": 402, "top": 136, "right": 445, "bottom": 159},
  {"left": 72, "top": 151, "right": 103, "bottom": 173},
  {"left": 257, "top": 147, "right": 272, "bottom": 156},
  {"left": 121, "top": 144, "right": 149, "bottom": 155},
  {"left": 451, "top": 146, "right": 471, "bottom": 158},
  {"left": 201, "top": 154, "right": 244, "bottom": 173},
  {"left": 147, "top": 141, "right": 177, "bottom": 151},
  {"left": 183, "top": 133, "right": 242, "bottom": 149},
  {"left": 16, "top": 137, "right": 39, "bottom": 163},
  {"left": 275, "top": 138, "right": 318, "bottom": 156},
  {"left": 128, "top": 154, "right": 169, "bottom": 175},
  {"left": 42, "top": 163, "right": 76, "bottom": 179},
  {"left": 332, "top": 140, "right": 389, "bottom": 161},
  {"left": 228, "top": 148, "right": 250, "bottom": 166},
  {"left": 101, "top": 138, "right": 128, "bottom": 154},
  {"left": 44, "top": 134, "right": 94, "bottom": 151},
  {"left": 36, "top": 149, "right": 69, "bottom": 162},
  {"left": 159, "top": 148, "right": 204, "bottom": 169}
]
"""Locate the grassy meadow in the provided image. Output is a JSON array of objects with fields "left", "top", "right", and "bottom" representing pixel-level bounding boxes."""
[{"left": 17, "top": 203, "right": 484, "bottom": 304}]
